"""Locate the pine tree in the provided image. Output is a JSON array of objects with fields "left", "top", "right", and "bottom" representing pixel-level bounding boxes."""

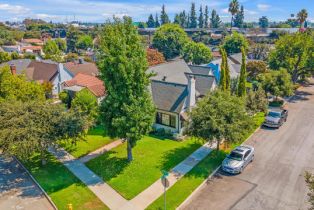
[
  {"left": 147, "top": 14, "right": 155, "bottom": 28},
  {"left": 155, "top": 13, "right": 160, "bottom": 27},
  {"left": 210, "top": 9, "right": 221, "bottom": 28},
  {"left": 204, "top": 5, "right": 209, "bottom": 28},
  {"left": 187, "top": 13, "right": 190, "bottom": 28},
  {"left": 237, "top": 47, "right": 247, "bottom": 97},
  {"left": 234, "top": 5, "right": 244, "bottom": 28},
  {"left": 219, "top": 48, "right": 227, "bottom": 90},
  {"left": 160, "top": 4, "right": 170, "bottom": 25},
  {"left": 198, "top": 5, "right": 204, "bottom": 28},
  {"left": 189, "top": 3, "right": 197, "bottom": 28},
  {"left": 174, "top": 14, "right": 181, "bottom": 25},
  {"left": 179, "top": 10, "right": 187, "bottom": 28}
]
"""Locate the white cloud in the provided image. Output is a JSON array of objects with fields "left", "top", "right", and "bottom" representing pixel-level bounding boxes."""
[
  {"left": 257, "top": 4, "right": 271, "bottom": 11},
  {"left": 221, "top": 8, "right": 229, "bottom": 14},
  {"left": 0, "top": 3, "right": 30, "bottom": 14},
  {"left": 244, "top": 9, "right": 258, "bottom": 15}
]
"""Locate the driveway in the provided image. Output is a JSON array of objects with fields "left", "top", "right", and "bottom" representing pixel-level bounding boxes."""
[
  {"left": 181, "top": 83, "right": 314, "bottom": 210},
  {"left": 0, "top": 156, "right": 54, "bottom": 210}
]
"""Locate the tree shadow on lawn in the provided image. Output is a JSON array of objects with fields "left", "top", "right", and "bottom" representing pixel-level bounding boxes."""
[
  {"left": 289, "top": 90, "right": 313, "bottom": 103},
  {"left": 158, "top": 138, "right": 205, "bottom": 172}
]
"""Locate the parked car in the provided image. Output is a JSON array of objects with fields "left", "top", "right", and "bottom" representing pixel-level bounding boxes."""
[
  {"left": 222, "top": 145, "right": 255, "bottom": 174},
  {"left": 263, "top": 108, "right": 288, "bottom": 128}
]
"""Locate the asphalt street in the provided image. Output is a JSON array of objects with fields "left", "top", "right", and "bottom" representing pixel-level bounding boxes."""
[{"left": 181, "top": 83, "right": 314, "bottom": 210}]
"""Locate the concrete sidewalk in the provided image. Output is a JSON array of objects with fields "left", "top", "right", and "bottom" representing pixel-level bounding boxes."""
[
  {"left": 120, "top": 142, "right": 216, "bottom": 210},
  {"left": 79, "top": 139, "right": 124, "bottom": 163},
  {"left": 48, "top": 147, "right": 129, "bottom": 210}
]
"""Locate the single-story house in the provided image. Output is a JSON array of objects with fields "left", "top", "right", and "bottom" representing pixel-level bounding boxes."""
[
  {"left": 21, "top": 45, "right": 43, "bottom": 55},
  {"left": 63, "top": 73, "right": 106, "bottom": 104},
  {"left": 148, "top": 59, "right": 217, "bottom": 134},
  {"left": 64, "top": 59, "right": 99, "bottom": 77}
]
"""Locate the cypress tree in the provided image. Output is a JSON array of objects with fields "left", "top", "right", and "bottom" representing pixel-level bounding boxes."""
[
  {"left": 160, "top": 4, "right": 170, "bottom": 25},
  {"left": 219, "top": 48, "right": 226, "bottom": 90},
  {"left": 224, "top": 49, "right": 231, "bottom": 91},
  {"left": 147, "top": 14, "right": 155, "bottom": 28},
  {"left": 237, "top": 47, "right": 247, "bottom": 97},
  {"left": 204, "top": 5, "right": 209, "bottom": 28},
  {"left": 198, "top": 5, "right": 204, "bottom": 28},
  {"left": 189, "top": 3, "right": 197, "bottom": 28}
]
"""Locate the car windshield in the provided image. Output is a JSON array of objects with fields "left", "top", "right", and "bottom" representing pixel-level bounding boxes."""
[
  {"left": 268, "top": 111, "right": 281, "bottom": 118},
  {"left": 228, "top": 152, "right": 243, "bottom": 161}
]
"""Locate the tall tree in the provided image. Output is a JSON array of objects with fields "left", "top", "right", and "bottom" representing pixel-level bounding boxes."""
[
  {"left": 198, "top": 5, "right": 204, "bottom": 28},
  {"left": 210, "top": 9, "right": 221, "bottom": 28},
  {"left": 189, "top": 3, "right": 197, "bottom": 28},
  {"left": 179, "top": 10, "right": 188, "bottom": 28},
  {"left": 204, "top": 6, "right": 209, "bottom": 28},
  {"left": 155, "top": 13, "right": 160, "bottom": 27},
  {"left": 219, "top": 49, "right": 227, "bottom": 91},
  {"left": 187, "top": 90, "right": 254, "bottom": 151},
  {"left": 182, "top": 41, "right": 213, "bottom": 65},
  {"left": 43, "top": 39, "right": 61, "bottom": 60},
  {"left": 259, "top": 16, "right": 269, "bottom": 28},
  {"left": 222, "top": 31, "right": 249, "bottom": 55},
  {"left": 160, "top": 5, "right": 170, "bottom": 25},
  {"left": 147, "top": 14, "right": 155, "bottom": 28},
  {"left": 174, "top": 14, "right": 181, "bottom": 25},
  {"left": 228, "top": 0, "right": 239, "bottom": 29},
  {"left": 237, "top": 47, "right": 247, "bottom": 97},
  {"left": 224, "top": 50, "right": 231, "bottom": 91},
  {"left": 98, "top": 17, "right": 155, "bottom": 161},
  {"left": 297, "top": 9, "right": 308, "bottom": 30},
  {"left": 152, "top": 23, "right": 189, "bottom": 60},
  {"left": 66, "top": 26, "right": 82, "bottom": 52},
  {"left": 234, "top": 5, "right": 244, "bottom": 28},
  {"left": 76, "top": 35, "right": 93, "bottom": 50}
]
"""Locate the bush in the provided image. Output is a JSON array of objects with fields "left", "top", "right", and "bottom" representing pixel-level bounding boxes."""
[
  {"left": 59, "top": 91, "right": 71, "bottom": 108},
  {"left": 246, "top": 87, "right": 268, "bottom": 114}
]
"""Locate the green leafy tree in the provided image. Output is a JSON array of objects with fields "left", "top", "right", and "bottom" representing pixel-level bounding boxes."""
[
  {"left": 249, "top": 43, "right": 269, "bottom": 61},
  {"left": 210, "top": 9, "right": 221, "bottom": 28},
  {"left": 76, "top": 35, "right": 93, "bottom": 50},
  {"left": 219, "top": 49, "right": 230, "bottom": 91},
  {"left": 258, "top": 69, "right": 294, "bottom": 99},
  {"left": 10, "top": 52, "right": 20, "bottom": 60},
  {"left": 0, "top": 52, "right": 11, "bottom": 64},
  {"left": 268, "top": 32, "right": 314, "bottom": 83},
  {"left": 234, "top": 5, "right": 244, "bottom": 28},
  {"left": 43, "top": 39, "right": 61, "bottom": 59},
  {"left": 173, "top": 14, "right": 180, "bottom": 25},
  {"left": 64, "top": 52, "right": 79, "bottom": 62},
  {"left": 297, "top": 9, "right": 308, "bottom": 30},
  {"left": 247, "top": 60, "right": 267, "bottom": 81},
  {"left": 0, "top": 100, "right": 87, "bottom": 165},
  {"left": 229, "top": 0, "right": 239, "bottom": 29},
  {"left": 204, "top": 6, "right": 209, "bottom": 28},
  {"left": 305, "top": 172, "right": 314, "bottom": 210},
  {"left": 182, "top": 41, "right": 213, "bottom": 65},
  {"left": 160, "top": 5, "right": 170, "bottom": 25},
  {"left": 138, "top": 22, "right": 147, "bottom": 29},
  {"left": 246, "top": 87, "right": 268, "bottom": 114},
  {"left": 198, "top": 5, "right": 204, "bottom": 28},
  {"left": 59, "top": 91, "right": 71, "bottom": 108},
  {"left": 189, "top": 3, "right": 197, "bottom": 28},
  {"left": 0, "top": 66, "right": 45, "bottom": 102},
  {"left": 72, "top": 88, "right": 98, "bottom": 123},
  {"left": 187, "top": 90, "right": 254, "bottom": 150},
  {"left": 222, "top": 31, "right": 249, "bottom": 55},
  {"left": 66, "top": 26, "right": 82, "bottom": 52},
  {"left": 224, "top": 50, "right": 231, "bottom": 91},
  {"left": 237, "top": 47, "right": 247, "bottom": 97},
  {"left": 98, "top": 17, "right": 155, "bottom": 162},
  {"left": 259, "top": 16, "right": 269, "bottom": 28},
  {"left": 179, "top": 11, "right": 188, "bottom": 28},
  {"left": 147, "top": 14, "right": 155, "bottom": 28},
  {"left": 55, "top": 38, "right": 67, "bottom": 52},
  {"left": 152, "top": 23, "right": 189, "bottom": 60}
]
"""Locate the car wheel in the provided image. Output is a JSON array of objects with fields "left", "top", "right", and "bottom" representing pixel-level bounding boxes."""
[{"left": 239, "top": 167, "right": 244, "bottom": 174}]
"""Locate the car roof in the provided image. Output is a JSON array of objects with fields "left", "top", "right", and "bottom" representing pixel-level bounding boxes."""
[{"left": 233, "top": 146, "right": 252, "bottom": 154}]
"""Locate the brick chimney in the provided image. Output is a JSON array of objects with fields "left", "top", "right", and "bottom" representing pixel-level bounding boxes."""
[
  {"left": 186, "top": 75, "right": 196, "bottom": 109},
  {"left": 10, "top": 64, "right": 16, "bottom": 75}
]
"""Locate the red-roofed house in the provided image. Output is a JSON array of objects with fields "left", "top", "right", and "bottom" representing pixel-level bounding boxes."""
[
  {"left": 22, "top": 38, "right": 44, "bottom": 45},
  {"left": 63, "top": 73, "right": 106, "bottom": 103}
]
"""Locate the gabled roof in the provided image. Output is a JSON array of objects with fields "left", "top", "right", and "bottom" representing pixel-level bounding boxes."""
[
  {"left": 188, "top": 65, "right": 213, "bottom": 76},
  {"left": 185, "top": 73, "right": 216, "bottom": 96},
  {"left": 0, "top": 59, "right": 31, "bottom": 74},
  {"left": 148, "top": 59, "right": 192, "bottom": 84},
  {"left": 150, "top": 80, "right": 187, "bottom": 113},
  {"left": 64, "top": 73, "right": 105, "bottom": 97},
  {"left": 64, "top": 62, "right": 99, "bottom": 76},
  {"left": 25, "top": 61, "right": 58, "bottom": 82}
]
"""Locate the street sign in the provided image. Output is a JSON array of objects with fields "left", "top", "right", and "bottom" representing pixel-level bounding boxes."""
[
  {"left": 160, "top": 170, "right": 169, "bottom": 210},
  {"left": 161, "top": 177, "right": 169, "bottom": 188}
]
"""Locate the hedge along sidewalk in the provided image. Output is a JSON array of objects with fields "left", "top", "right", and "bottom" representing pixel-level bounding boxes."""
[{"left": 147, "top": 113, "right": 265, "bottom": 210}]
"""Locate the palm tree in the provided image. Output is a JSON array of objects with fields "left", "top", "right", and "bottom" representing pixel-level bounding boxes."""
[
  {"left": 297, "top": 9, "right": 308, "bottom": 30},
  {"left": 228, "top": 0, "right": 239, "bottom": 31}
]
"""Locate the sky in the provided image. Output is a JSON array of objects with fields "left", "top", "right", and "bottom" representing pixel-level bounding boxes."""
[{"left": 0, "top": 0, "right": 313, "bottom": 23}]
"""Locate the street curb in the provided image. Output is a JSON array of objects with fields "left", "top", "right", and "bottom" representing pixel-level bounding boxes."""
[
  {"left": 13, "top": 156, "right": 58, "bottom": 210},
  {"left": 176, "top": 125, "right": 262, "bottom": 210}
]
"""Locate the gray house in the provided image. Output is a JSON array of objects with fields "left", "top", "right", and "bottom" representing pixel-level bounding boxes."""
[{"left": 148, "top": 59, "right": 217, "bottom": 134}]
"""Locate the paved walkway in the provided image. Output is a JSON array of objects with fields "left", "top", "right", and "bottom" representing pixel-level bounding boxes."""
[
  {"left": 48, "top": 147, "right": 129, "bottom": 210},
  {"left": 120, "top": 142, "right": 216, "bottom": 210},
  {"left": 79, "top": 139, "right": 124, "bottom": 163}
]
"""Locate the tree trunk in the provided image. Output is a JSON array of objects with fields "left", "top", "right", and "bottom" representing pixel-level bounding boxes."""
[
  {"left": 127, "top": 139, "right": 133, "bottom": 162},
  {"left": 292, "top": 69, "right": 299, "bottom": 84},
  {"left": 216, "top": 139, "right": 220, "bottom": 151}
]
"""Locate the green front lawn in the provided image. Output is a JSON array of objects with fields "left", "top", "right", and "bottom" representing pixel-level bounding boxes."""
[
  {"left": 59, "top": 126, "right": 116, "bottom": 158},
  {"left": 147, "top": 112, "right": 265, "bottom": 210},
  {"left": 23, "top": 153, "right": 109, "bottom": 210},
  {"left": 86, "top": 136, "right": 203, "bottom": 200}
]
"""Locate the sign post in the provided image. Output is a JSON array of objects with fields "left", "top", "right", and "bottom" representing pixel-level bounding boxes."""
[{"left": 161, "top": 170, "right": 169, "bottom": 210}]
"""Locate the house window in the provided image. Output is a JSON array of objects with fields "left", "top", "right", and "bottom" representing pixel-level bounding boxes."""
[{"left": 156, "top": 112, "right": 176, "bottom": 128}]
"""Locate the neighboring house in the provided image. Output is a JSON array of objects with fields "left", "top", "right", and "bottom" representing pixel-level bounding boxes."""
[
  {"left": 21, "top": 45, "right": 43, "bottom": 55},
  {"left": 63, "top": 73, "right": 106, "bottom": 104},
  {"left": 148, "top": 59, "right": 217, "bottom": 134},
  {"left": 22, "top": 38, "right": 44, "bottom": 46},
  {"left": 1, "top": 59, "right": 73, "bottom": 95},
  {"left": 2, "top": 45, "right": 20, "bottom": 53},
  {"left": 64, "top": 59, "right": 99, "bottom": 76}
]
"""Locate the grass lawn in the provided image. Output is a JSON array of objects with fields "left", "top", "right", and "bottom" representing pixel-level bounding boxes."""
[
  {"left": 86, "top": 135, "right": 204, "bottom": 200},
  {"left": 59, "top": 126, "right": 116, "bottom": 158},
  {"left": 147, "top": 112, "right": 265, "bottom": 210},
  {"left": 23, "top": 153, "right": 109, "bottom": 210}
]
